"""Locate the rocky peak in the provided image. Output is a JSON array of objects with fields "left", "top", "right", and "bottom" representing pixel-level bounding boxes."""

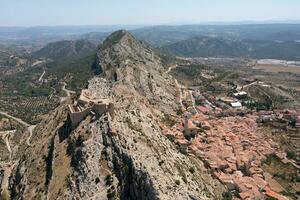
[
  {"left": 96, "top": 29, "right": 160, "bottom": 81},
  {"left": 96, "top": 30, "right": 178, "bottom": 114},
  {"left": 100, "top": 29, "right": 135, "bottom": 50}
]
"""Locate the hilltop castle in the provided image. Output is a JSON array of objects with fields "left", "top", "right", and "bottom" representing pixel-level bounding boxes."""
[{"left": 68, "top": 89, "right": 114, "bottom": 127}]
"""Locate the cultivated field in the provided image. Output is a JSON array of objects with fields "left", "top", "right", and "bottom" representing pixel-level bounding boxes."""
[{"left": 254, "top": 64, "right": 300, "bottom": 74}]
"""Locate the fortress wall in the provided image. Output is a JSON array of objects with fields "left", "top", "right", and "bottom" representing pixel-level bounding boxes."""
[
  {"left": 68, "top": 101, "right": 115, "bottom": 128},
  {"left": 69, "top": 107, "right": 92, "bottom": 127},
  {"left": 108, "top": 103, "right": 115, "bottom": 119},
  {"left": 93, "top": 104, "right": 110, "bottom": 117}
]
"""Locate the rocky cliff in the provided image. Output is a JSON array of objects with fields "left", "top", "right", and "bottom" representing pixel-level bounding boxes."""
[{"left": 6, "top": 30, "right": 224, "bottom": 200}]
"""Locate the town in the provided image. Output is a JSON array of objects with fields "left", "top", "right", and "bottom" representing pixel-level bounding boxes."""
[{"left": 160, "top": 76, "right": 300, "bottom": 200}]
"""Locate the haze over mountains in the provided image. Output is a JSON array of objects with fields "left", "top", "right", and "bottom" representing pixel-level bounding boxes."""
[{"left": 2, "top": 23, "right": 300, "bottom": 61}]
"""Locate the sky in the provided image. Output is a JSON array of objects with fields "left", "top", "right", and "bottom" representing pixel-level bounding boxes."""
[{"left": 1, "top": 0, "right": 300, "bottom": 26}]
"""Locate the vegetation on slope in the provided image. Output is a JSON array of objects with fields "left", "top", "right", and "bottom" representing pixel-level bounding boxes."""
[
  {"left": 32, "top": 40, "right": 97, "bottom": 61},
  {"left": 162, "top": 36, "right": 300, "bottom": 60}
]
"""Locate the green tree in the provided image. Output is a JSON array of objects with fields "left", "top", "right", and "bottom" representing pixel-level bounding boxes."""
[
  {"left": 289, "top": 117, "right": 296, "bottom": 128},
  {"left": 222, "top": 191, "right": 232, "bottom": 200}
]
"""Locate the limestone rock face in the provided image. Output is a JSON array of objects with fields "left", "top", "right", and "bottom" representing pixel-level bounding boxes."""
[
  {"left": 97, "top": 30, "right": 178, "bottom": 115},
  {"left": 7, "top": 30, "right": 224, "bottom": 200}
]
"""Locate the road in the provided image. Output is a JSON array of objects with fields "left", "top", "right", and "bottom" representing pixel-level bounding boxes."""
[
  {"left": 0, "top": 163, "right": 16, "bottom": 196},
  {"left": 60, "top": 82, "right": 75, "bottom": 102},
  {"left": 166, "top": 64, "right": 178, "bottom": 74},
  {"left": 5, "top": 134, "right": 12, "bottom": 158},
  {"left": 0, "top": 111, "right": 36, "bottom": 147},
  {"left": 242, "top": 81, "right": 258, "bottom": 89},
  {"left": 0, "top": 111, "right": 30, "bottom": 127},
  {"left": 0, "top": 130, "right": 15, "bottom": 159},
  {"left": 26, "top": 125, "right": 36, "bottom": 146},
  {"left": 38, "top": 70, "right": 46, "bottom": 82},
  {"left": 62, "top": 82, "right": 75, "bottom": 97}
]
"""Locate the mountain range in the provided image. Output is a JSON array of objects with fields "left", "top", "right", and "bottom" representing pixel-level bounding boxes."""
[{"left": 161, "top": 35, "right": 300, "bottom": 60}]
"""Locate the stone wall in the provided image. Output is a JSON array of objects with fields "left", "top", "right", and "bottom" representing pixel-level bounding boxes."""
[{"left": 68, "top": 106, "right": 92, "bottom": 127}]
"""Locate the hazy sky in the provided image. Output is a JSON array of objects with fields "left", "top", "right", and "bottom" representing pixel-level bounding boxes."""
[{"left": 1, "top": 0, "right": 300, "bottom": 26}]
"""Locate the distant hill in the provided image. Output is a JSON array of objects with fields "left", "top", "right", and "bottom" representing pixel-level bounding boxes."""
[
  {"left": 79, "top": 32, "right": 110, "bottom": 45},
  {"left": 162, "top": 36, "right": 300, "bottom": 60},
  {"left": 31, "top": 40, "right": 98, "bottom": 90},
  {"left": 161, "top": 36, "right": 249, "bottom": 58},
  {"left": 132, "top": 24, "right": 300, "bottom": 47},
  {"left": 32, "top": 40, "right": 97, "bottom": 61}
]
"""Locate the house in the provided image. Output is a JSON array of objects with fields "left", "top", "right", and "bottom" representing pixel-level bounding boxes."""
[
  {"left": 68, "top": 89, "right": 114, "bottom": 127},
  {"left": 230, "top": 102, "right": 242, "bottom": 109},
  {"left": 184, "top": 118, "right": 200, "bottom": 139},
  {"left": 263, "top": 186, "right": 290, "bottom": 200},
  {"left": 197, "top": 106, "right": 209, "bottom": 114},
  {"left": 219, "top": 97, "right": 236, "bottom": 104},
  {"left": 233, "top": 91, "right": 247, "bottom": 99}
]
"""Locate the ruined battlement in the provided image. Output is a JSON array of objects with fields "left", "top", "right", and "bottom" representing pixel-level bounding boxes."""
[{"left": 68, "top": 89, "right": 114, "bottom": 127}]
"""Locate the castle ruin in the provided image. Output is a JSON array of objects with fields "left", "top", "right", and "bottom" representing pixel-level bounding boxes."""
[{"left": 68, "top": 89, "right": 114, "bottom": 127}]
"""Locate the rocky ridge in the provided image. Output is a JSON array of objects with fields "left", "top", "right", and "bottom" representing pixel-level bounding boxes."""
[{"left": 5, "top": 30, "right": 224, "bottom": 200}]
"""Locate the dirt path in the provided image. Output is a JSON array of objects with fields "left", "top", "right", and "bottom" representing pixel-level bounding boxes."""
[
  {"left": 0, "top": 162, "right": 16, "bottom": 197},
  {"left": 26, "top": 125, "right": 36, "bottom": 146},
  {"left": 166, "top": 64, "right": 178, "bottom": 74},
  {"left": 242, "top": 81, "right": 258, "bottom": 89},
  {"left": 0, "top": 111, "right": 35, "bottom": 147},
  {"left": 38, "top": 70, "right": 46, "bottom": 82},
  {"left": 60, "top": 82, "right": 75, "bottom": 102},
  {"left": 62, "top": 82, "right": 75, "bottom": 97},
  {"left": 4, "top": 134, "right": 12, "bottom": 159},
  {"left": 0, "top": 130, "right": 16, "bottom": 159},
  {"left": 0, "top": 111, "right": 30, "bottom": 127}
]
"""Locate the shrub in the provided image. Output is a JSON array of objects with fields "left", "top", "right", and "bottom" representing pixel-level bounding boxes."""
[
  {"left": 287, "top": 151, "right": 296, "bottom": 160},
  {"left": 107, "top": 190, "right": 116, "bottom": 199},
  {"left": 95, "top": 177, "right": 100, "bottom": 184},
  {"left": 176, "top": 109, "right": 183, "bottom": 116},
  {"left": 222, "top": 191, "right": 232, "bottom": 200},
  {"left": 189, "top": 167, "right": 195, "bottom": 174},
  {"left": 105, "top": 174, "right": 113, "bottom": 186}
]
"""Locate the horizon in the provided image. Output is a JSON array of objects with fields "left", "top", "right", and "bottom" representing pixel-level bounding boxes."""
[
  {"left": 1, "top": 20, "right": 300, "bottom": 29},
  {"left": 1, "top": 0, "right": 300, "bottom": 27}
]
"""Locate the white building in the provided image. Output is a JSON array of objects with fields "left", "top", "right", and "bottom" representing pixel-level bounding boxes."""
[{"left": 230, "top": 102, "right": 242, "bottom": 108}]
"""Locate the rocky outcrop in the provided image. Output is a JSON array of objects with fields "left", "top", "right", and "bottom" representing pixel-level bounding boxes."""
[{"left": 96, "top": 30, "right": 178, "bottom": 115}]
